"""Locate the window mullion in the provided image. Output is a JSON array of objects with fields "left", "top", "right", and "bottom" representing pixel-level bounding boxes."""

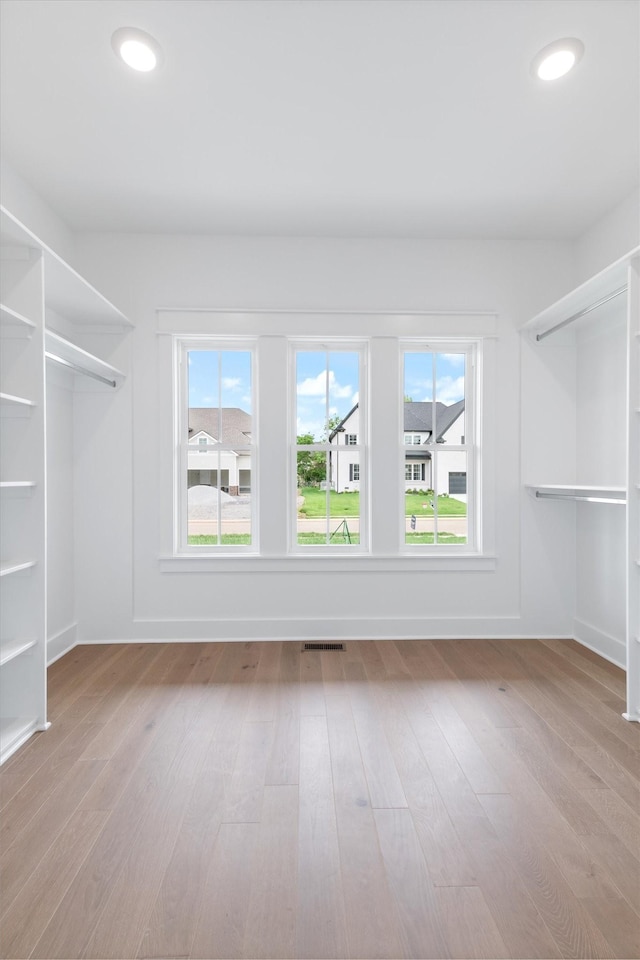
[{"left": 370, "top": 337, "right": 401, "bottom": 553}]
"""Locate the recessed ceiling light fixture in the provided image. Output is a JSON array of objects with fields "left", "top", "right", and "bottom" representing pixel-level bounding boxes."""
[
  {"left": 111, "top": 27, "right": 162, "bottom": 72},
  {"left": 531, "top": 38, "right": 584, "bottom": 81}
]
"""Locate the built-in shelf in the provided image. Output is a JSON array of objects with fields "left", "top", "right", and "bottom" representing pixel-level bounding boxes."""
[
  {"left": 0, "top": 482, "right": 36, "bottom": 498},
  {"left": 0, "top": 717, "right": 38, "bottom": 765},
  {"left": 524, "top": 245, "right": 639, "bottom": 341},
  {"left": 0, "top": 302, "right": 36, "bottom": 332},
  {"left": 0, "top": 560, "right": 36, "bottom": 577},
  {"left": 1, "top": 205, "right": 131, "bottom": 329},
  {"left": 526, "top": 484, "right": 627, "bottom": 505},
  {"left": 0, "top": 392, "right": 36, "bottom": 412},
  {"left": 0, "top": 638, "right": 37, "bottom": 667},
  {"left": 45, "top": 329, "right": 124, "bottom": 388}
]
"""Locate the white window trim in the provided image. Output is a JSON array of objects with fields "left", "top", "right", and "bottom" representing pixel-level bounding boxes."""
[
  {"left": 290, "top": 339, "right": 368, "bottom": 554},
  {"left": 160, "top": 311, "right": 497, "bottom": 569},
  {"left": 175, "top": 337, "right": 256, "bottom": 555},
  {"left": 400, "top": 340, "right": 478, "bottom": 554}
]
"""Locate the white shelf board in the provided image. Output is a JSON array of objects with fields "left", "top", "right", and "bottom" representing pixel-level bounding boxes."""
[
  {"left": 0, "top": 717, "right": 38, "bottom": 764},
  {"left": 0, "top": 392, "right": 36, "bottom": 413},
  {"left": 1, "top": 206, "right": 131, "bottom": 328},
  {"left": 0, "top": 560, "right": 36, "bottom": 577},
  {"left": 524, "top": 245, "right": 640, "bottom": 339},
  {"left": 0, "top": 638, "right": 37, "bottom": 667},
  {"left": 0, "top": 303, "right": 36, "bottom": 331},
  {"left": 0, "top": 482, "right": 36, "bottom": 496},
  {"left": 45, "top": 329, "right": 125, "bottom": 387}
]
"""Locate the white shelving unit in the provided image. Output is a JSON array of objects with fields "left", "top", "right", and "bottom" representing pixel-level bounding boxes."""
[
  {"left": 0, "top": 204, "right": 130, "bottom": 763},
  {"left": 523, "top": 246, "right": 640, "bottom": 723}
]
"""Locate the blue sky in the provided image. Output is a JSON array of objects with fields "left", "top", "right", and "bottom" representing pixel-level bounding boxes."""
[
  {"left": 188, "top": 349, "right": 465, "bottom": 438},
  {"left": 188, "top": 350, "right": 252, "bottom": 411},
  {"left": 296, "top": 351, "right": 359, "bottom": 438},
  {"left": 404, "top": 352, "right": 466, "bottom": 405}
]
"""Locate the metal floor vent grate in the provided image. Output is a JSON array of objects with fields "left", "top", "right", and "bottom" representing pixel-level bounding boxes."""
[{"left": 303, "top": 643, "right": 345, "bottom": 651}]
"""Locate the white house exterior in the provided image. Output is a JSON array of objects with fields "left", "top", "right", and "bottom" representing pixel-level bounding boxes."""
[
  {"left": 329, "top": 400, "right": 466, "bottom": 495},
  {"left": 188, "top": 408, "right": 252, "bottom": 495}
]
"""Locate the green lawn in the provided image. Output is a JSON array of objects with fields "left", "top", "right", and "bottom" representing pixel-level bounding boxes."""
[
  {"left": 188, "top": 534, "right": 252, "bottom": 545},
  {"left": 298, "top": 488, "right": 466, "bottom": 517},
  {"left": 188, "top": 532, "right": 466, "bottom": 546}
]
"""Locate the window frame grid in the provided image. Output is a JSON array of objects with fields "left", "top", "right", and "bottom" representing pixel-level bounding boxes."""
[
  {"left": 289, "top": 339, "right": 368, "bottom": 554},
  {"left": 175, "top": 337, "right": 257, "bottom": 555},
  {"left": 400, "top": 340, "right": 477, "bottom": 554}
]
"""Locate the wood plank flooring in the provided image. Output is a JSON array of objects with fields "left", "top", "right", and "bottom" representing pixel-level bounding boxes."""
[{"left": 0, "top": 638, "right": 638, "bottom": 960}]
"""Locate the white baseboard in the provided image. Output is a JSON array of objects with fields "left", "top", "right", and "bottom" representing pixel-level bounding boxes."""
[
  {"left": 573, "top": 618, "right": 626, "bottom": 670},
  {"left": 47, "top": 622, "right": 78, "bottom": 665},
  {"left": 118, "top": 615, "right": 527, "bottom": 643}
]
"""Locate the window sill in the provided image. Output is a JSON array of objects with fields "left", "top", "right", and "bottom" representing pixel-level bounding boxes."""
[{"left": 158, "top": 553, "right": 497, "bottom": 573}]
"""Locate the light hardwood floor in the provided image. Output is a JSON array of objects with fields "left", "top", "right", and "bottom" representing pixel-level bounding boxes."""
[{"left": 0, "top": 638, "right": 638, "bottom": 959}]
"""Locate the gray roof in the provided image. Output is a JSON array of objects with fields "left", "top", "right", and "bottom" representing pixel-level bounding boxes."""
[
  {"left": 405, "top": 399, "right": 465, "bottom": 439},
  {"left": 189, "top": 408, "right": 252, "bottom": 447},
  {"left": 331, "top": 399, "right": 464, "bottom": 442}
]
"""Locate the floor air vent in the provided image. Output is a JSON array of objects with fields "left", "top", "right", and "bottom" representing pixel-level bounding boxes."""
[{"left": 303, "top": 643, "right": 345, "bottom": 651}]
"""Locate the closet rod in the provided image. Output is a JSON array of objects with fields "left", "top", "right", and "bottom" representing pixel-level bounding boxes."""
[
  {"left": 536, "top": 285, "right": 627, "bottom": 341},
  {"left": 45, "top": 352, "right": 117, "bottom": 388},
  {"left": 535, "top": 491, "right": 626, "bottom": 505}
]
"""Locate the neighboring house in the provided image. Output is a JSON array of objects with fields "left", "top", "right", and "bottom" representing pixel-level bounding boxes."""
[
  {"left": 188, "top": 408, "right": 252, "bottom": 495},
  {"left": 328, "top": 400, "right": 466, "bottom": 494}
]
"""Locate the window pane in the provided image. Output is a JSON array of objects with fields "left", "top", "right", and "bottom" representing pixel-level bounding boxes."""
[
  {"left": 435, "top": 451, "right": 467, "bottom": 544},
  {"left": 295, "top": 348, "right": 360, "bottom": 548},
  {"left": 187, "top": 349, "right": 252, "bottom": 547},
  {"left": 296, "top": 452, "right": 360, "bottom": 545},
  {"left": 436, "top": 352, "right": 465, "bottom": 409}
]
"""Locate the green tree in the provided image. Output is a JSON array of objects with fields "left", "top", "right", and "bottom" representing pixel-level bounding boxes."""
[
  {"left": 296, "top": 433, "right": 326, "bottom": 486},
  {"left": 323, "top": 414, "right": 343, "bottom": 440}
]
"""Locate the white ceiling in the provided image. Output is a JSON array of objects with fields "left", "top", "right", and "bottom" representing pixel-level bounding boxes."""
[{"left": 1, "top": 0, "right": 638, "bottom": 239}]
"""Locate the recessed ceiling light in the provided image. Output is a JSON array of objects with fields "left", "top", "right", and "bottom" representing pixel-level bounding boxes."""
[
  {"left": 111, "top": 27, "right": 162, "bottom": 72},
  {"left": 531, "top": 38, "right": 584, "bottom": 81}
]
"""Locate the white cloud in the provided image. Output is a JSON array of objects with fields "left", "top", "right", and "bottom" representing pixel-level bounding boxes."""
[
  {"left": 222, "top": 377, "right": 241, "bottom": 389},
  {"left": 297, "top": 370, "right": 352, "bottom": 399},
  {"left": 435, "top": 376, "right": 465, "bottom": 404},
  {"left": 440, "top": 353, "right": 465, "bottom": 369}
]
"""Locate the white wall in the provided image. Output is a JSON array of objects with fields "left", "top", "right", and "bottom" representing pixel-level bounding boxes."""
[
  {"left": 0, "top": 155, "right": 77, "bottom": 267},
  {"left": 575, "top": 187, "right": 640, "bottom": 284},
  {"left": 68, "top": 233, "right": 576, "bottom": 643},
  {"left": 574, "top": 302, "right": 627, "bottom": 666}
]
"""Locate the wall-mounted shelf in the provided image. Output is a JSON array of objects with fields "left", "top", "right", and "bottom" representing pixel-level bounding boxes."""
[
  {"left": 0, "top": 638, "right": 37, "bottom": 667},
  {"left": 523, "top": 245, "right": 639, "bottom": 341},
  {"left": 0, "top": 392, "right": 36, "bottom": 414},
  {"left": 1, "top": 205, "right": 131, "bottom": 329},
  {"left": 0, "top": 560, "right": 37, "bottom": 577},
  {"left": 45, "top": 329, "right": 125, "bottom": 388},
  {"left": 0, "top": 482, "right": 36, "bottom": 497},
  {"left": 526, "top": 484, "right": 627, "bottom": 505},
  {"left": 0, "top": 302, "right": 36, "bottom": 333}
]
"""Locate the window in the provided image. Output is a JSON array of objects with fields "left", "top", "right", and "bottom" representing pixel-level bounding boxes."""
[
  {"left": 403, "top": 346, "right": 473, "bottom": 548},
  {"left": 169, "top": 318, "right": 488, "bottom": 563},
  {"left": 176, "top": 340, "right": 254, "bottom": 551},
  {"left": 405, "top": 462, "right": 426, "bottom": 482},
  {"left": 294, "top": 345, "right": 364, "bottom": 548}
]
